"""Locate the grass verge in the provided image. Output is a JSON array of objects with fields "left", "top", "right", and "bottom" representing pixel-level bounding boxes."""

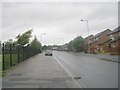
[{"left": 0, "top": 54, "right": 23, "bottom": 77}]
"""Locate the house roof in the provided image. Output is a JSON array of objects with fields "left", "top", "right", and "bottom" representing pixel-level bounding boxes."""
[
  {"left": 91, "top": 29, "right": 111, "bottom": 39},
  {"left": 98, "top": 39, "right": 111, "bottom": 45},
  {"left": 108, "top": 26, "right": 120, "bottom": 35},
  {"left": 84, "top": 35, "right": 94, "bottom": 40}
]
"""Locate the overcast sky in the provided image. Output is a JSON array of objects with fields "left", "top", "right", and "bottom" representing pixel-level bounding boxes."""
[{"left": 2, "top": 2, "right": 118, "bottom": 45}]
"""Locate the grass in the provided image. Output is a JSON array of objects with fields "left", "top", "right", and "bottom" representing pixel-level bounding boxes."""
[
  {"left": 0, "top": 54, "right": 23, "bottom": 77},
  {"left": 1, "top": 52, "right": 37, "bottom": 77},
  {"left": 3, "top": 54, "right": 23, "bottom": 70}
]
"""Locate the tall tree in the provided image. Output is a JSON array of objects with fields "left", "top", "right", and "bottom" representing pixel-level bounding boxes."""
[
  {"left": 16, "top": 29, "right": 32, "bottom": 46},
  {"left": 72, "top": 36, "right": 84, "bottom": 52},
  {"left": 42, "top": 45, "right": 48, "bottom": 50},
  {"left": 68, "top": 40, "right": 73, "bottom": 51},
  {"left": 30, "top": 36, "right": 41, "bottom": 49},
  {"left": 0, "top": 41, "right": 1, "bottom": 47},
  {"left": 68, "top": 36, "right": 84, "bottom": 52},
  {"left": 4, "top": 39, "right": 14, "bottom": 49}
]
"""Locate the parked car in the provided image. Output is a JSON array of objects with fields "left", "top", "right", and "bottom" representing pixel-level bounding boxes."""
[{"left": 45, "top": 50, "right": 53, "bottom": 56}]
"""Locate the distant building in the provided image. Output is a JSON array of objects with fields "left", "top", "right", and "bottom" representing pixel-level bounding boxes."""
[
  {"left": 52, "top": 46, "right": 58, "bottom": 50},
  {"left": 107, "top": 26, "right": 120, "bottom": 55},
  {"left": 84, "top": 35, "right": 94, "bottom": 53},
  {"left": 60, "top": 43, "right": 68, "bottom": 51},
  {"left": 89, "top": 29, "right": 111, "bottom": 54}
]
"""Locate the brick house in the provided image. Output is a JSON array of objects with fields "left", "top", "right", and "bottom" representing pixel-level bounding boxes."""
[
  {"left": 107, "top": 26, "right": 120, "bottom": 55},
  {"left": 84, "top": 35, "right": 94, "bottom": 53},
  {"left": 89, "top": 29, "right": 111, "bottom": 54}
]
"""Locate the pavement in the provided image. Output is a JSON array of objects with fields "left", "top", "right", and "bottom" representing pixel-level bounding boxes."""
[
  {"left": 2, "top": 53, "right": 80, "bottom": 88},
  {"left": 67, "top": 52, "right": 119, "bottom": 63},
  {"left": 53, "top": 51, "right": 118, "bottom": 88},
  {"left": 80, "top": 53, "right": 119, "bottom": 63}
]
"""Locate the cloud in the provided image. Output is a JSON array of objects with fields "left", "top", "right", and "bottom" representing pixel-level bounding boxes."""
[{"left": 2, "top": 2, "right": 118, "bottom": 45}]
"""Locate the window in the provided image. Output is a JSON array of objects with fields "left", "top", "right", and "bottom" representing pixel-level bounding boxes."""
[
  {"left": 119, "top": 31, "right": 120, "bottom": 36},
  {"left": 109, "top": 35, "right": 114, "bottom": 40},
  {"left": 89, "top": 40, "right": 91, "bottom": 44},
  {"left": 96, "top": 38, "right": 98, "bottom": 41},
  {"left": 109, "top": 35, "right": 113, "bottom": 39},
  {"left": 112, "top": 43, "right": 115, "bottom": 48}
]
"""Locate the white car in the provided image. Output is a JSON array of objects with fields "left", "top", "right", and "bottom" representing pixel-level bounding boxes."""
[{"left": 45, "top": 50, "right": 53, "bottom": 56}]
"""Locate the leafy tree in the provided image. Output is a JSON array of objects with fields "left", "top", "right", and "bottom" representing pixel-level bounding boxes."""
[
  {"left": 30, "top": 36, "right": 41, "bottom": 49},
  {"left": 68, "top": 40, "right": 73, "bottom": 51},
  {"left": 0, "top": 41, "right": 1, "bottom": 47},
  {"left": 68, "top": 36, "right": 84, "bottom": 52},
  {"left": 0, "top": 41, "right": 2, "bottom": 54},
  {"left": 42, "top": 45, "right": 48, "bottom": 50},
  {"left": 4, "top": 39, "right": 14, "bottom": 49},
  {"left": 16, "top": 29, "right": 32, "bottom": 46},
  {"left": 72, "top": 36, "right": 84, "bottom": 52}
]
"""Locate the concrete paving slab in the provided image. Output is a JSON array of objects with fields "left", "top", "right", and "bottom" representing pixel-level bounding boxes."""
[{"left": 2, "top": 53, "right": 79, "bottom": 88}]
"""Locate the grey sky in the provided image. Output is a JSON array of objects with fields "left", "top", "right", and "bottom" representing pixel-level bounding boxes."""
[{"left": 2, "top": 2, "right": 118, "bottom": 45}]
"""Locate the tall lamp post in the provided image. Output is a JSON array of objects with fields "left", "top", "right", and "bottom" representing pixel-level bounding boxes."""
[
  {"left": 81, "top": 19, "right": 90, "bottom": 53},
  {"left": 81, "top": 19, "right": 89, "bottom": 36},
  {"left": 40, "top": 33, "right": 46, "bottom": 46}
]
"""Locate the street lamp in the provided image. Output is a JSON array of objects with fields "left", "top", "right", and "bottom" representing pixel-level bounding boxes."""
[
  {"left": 81, "top": 19, "right": 90, "bottom": 53},
  {"left": 81, "top": 19, "right": 89, "bottom": 36},
  {"left": 40, "top": 33, "right": 46, "bottom": 46}
]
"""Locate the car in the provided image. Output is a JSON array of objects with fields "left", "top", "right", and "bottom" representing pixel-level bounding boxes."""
[{"left": 45, "top": 50, "right": 53, "bottom": 56}]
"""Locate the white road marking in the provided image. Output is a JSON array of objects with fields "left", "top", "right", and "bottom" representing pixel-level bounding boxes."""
[{"left": 53, "top": 55, "right": 82, "bottom": 88}]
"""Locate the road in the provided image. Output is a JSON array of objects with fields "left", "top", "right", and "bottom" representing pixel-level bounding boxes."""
[{"left": 53, "top": 51, "right": 118, "bottom": 88}]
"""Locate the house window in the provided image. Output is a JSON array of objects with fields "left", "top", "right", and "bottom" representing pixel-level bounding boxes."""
[
  {"left": 109, "top": 35, "right": 113, "bottom": 39},
  {"left": 89, "top": 40, "right": 91, "bottom": 44},
  {"left": 96, "top": 38, "right": 98, "bottom": 41},
  {"left": 112, "top": 44, "right": 115, "bottom": 48},
  {"left": 111, "top": 43, "right": 115, "bottom": 48},
  {"left": 109, "top": 35, "right": 114, "bottom": 40}
]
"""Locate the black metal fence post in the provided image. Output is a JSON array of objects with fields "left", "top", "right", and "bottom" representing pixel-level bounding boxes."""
[
  {"left": 10, "top": 44, "right": 12, "bottom": 66},
  {"left": 2, "top": 43, "right": 41, "bottom": 70},
  {"left": 23, "top": 46, "right": 24, "bottom": 61},
  {"left": 2, "top": 43, "right": 5, "bottom": 71}
]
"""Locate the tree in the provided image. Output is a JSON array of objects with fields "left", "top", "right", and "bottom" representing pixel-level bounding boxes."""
[
  {"left": 0, "top": 41, "right": 2, "bottom": 54},
  {"left": 72, "top": 36, "right": 84, "bottom": 52},
  {"left": 68, "top": 36, "right": 84, "bottom": 52},
  {"left": 4, "top": 39, "right": 14, "bottom": 49},
  {"left": 0, "top": 41, "right": 1, "bottom": 47},
  {"left": 68, "top": 40, "right": 73, "bottom": 51},
  {"left": 42, "top": 45, "right": 48, "bottom": 50},
  {"left": 16, "top": 29, "right": 32, "bottom": 46},
  {"left": 30, "top": 36, "right": 42, "bottom": 49}
]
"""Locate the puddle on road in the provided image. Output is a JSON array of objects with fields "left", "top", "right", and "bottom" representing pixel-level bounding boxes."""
[{"left": 73, "top": 77, "right": 81, "bottom": 80}]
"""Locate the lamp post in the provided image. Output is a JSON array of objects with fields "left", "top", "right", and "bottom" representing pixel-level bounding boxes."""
[
  {"left": 81, "top": 19, "right": 90, "bottom": 53},
  {"left": 40, "top": 33, "right": 46, "bottom": 46},
  {"left": 81, "top": 19, "right": 89, "bottom": 36}
]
